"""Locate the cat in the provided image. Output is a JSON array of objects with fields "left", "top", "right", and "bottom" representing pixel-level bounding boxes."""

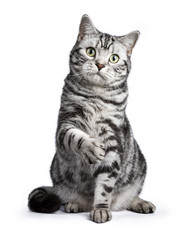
[{"left": 28, "top": 14, "right": 156, "bottom": 223}]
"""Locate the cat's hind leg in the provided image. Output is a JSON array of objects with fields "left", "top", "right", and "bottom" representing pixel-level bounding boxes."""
[
  {"left": 65, "top": 202, "right": 83, "bottom": 213},
  {"left": 28, "top": 186, "right": 61, "bottom": 213},
  {"left": 128, "top": 197, "right": 156, "bottom": 214}
]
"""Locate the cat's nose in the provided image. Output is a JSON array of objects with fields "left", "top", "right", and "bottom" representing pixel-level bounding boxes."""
[{"left": 96, "top": 63, "right": 105, "bottom": 71}]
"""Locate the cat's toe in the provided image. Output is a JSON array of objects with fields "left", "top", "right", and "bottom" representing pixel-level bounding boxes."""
[
  {"left": 90, "top": 209, "right": 112, "bottom": 223},
  {"left": 94, "top": 146, "right": 105, "bottom": 160},
  {"left": 65, "top": 202, "right": 82, "bottom": 213},
  {"left": 130, "top": 198, "right": 156, "bottom": 214},
  {"left": 141, "top": 201, "right": 156, "bottom": 213},
  {"left": 81, "top": 138, "right": 105, "bottom": 164},
  {"left": 92, "top": 139, "right": 105, "bottom": 150},
  {"left": 89, "top": 139, "right": 105, "bottom": 163}
]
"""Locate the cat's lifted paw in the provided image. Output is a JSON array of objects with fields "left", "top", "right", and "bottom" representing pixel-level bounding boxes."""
[
  {"left": 90, "top": 209, "right": 112, "bottom": 223},
  {"left": 81, "top": 137, "right": 105, "bottom": 164}
]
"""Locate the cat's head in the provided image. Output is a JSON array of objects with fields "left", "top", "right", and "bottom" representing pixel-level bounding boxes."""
[{"left": 70, "top": 15, "right": 139, "bottom": 86}]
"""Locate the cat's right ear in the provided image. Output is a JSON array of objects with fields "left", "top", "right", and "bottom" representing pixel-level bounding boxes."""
[{"left": 78, "top": 14, "right": 99, "bottom": 40}]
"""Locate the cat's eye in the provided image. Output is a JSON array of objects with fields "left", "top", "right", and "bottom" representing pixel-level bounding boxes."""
[
  {"left": 86, "top": 47, "right": 96, "bottom": 57},
  {"left": 109, "top": 54, "right": 119, "bottom": 64}
]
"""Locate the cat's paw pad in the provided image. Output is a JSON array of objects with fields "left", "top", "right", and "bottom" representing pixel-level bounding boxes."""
[
  {"left": 90, "top": 209, "right": 112, "bottom": 223},
  {"left": 81, "top": 137, "right": 105, "bottom": 164},
  {"left": 131, "top": 200, "right": 156, "bottom": 214},
  {"left": 65, "top": 202, "right": 82, "bottom": 213}
]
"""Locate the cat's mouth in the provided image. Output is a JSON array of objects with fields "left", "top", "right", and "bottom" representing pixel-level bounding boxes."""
[
  {"left": 96, "top": 71, "right": 107, "bottom": 81},
  {"left": 87, "top": 71, "right": 104, "bottom": 79},
  {"left": 84, "top": 69, "right": 107, "bottom": 83}
]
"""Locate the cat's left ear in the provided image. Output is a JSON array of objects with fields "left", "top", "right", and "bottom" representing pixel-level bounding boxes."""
[
  {"left": 78, "top": 14, "right": 99, "bottom": 40},
  {"left": 118, "top": 31, "right": 140, "bottom": 56}
]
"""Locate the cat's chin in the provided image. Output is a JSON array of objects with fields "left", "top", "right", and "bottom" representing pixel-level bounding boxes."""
[{"left": 87, "top": 73, "right": 106, "bottom": 85}]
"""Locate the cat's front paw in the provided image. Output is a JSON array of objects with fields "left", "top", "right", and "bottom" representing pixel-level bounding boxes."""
[
  {"left": 90, "top": 209, "right": 112, "bottom": 223},
  {"left": 81, "top": 137, "right": 105, "bottom": 164}
]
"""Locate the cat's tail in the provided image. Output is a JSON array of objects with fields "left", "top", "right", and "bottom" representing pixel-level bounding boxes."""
[{"left": 28, "top": 186, "right": 61, "bottom": 213}]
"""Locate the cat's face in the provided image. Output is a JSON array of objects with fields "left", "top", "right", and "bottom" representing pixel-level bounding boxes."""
[{"left": 70, "top": 15, "right": 139, "bottom": 86}]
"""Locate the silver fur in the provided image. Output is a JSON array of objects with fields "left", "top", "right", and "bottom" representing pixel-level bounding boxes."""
[{"left": 28, "top": 15, "right": 156, "bottom": 223}]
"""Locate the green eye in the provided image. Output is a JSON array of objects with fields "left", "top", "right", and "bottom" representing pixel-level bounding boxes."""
[
  {"left": 109, "top": 54, "right": 119, "bottom": 64},
  {"left": 86, "top": 47, "right": 96, "bottom": 57}
]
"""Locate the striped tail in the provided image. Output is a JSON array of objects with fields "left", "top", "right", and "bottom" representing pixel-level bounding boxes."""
[{"left": 28, "top": 187, "right": 61, "bottom": 213}]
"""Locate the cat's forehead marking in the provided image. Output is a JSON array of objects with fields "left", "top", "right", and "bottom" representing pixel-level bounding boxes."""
[
  {"left": 79, "top": 33, "right": 127, "bottom": 58},
  {"left": 81, "top": 33, "right": 116, "bottom": 53},
  {"left": 99, "top": 33, "right": 115, "bottom": 50}
]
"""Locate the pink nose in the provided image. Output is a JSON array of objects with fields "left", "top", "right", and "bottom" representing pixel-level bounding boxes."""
[{"left": 96, "top": 63, "right": 105, "bottom": 71}]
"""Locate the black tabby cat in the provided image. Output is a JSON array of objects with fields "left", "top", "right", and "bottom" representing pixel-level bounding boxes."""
[{"left": 28, "top": 15, "right": 156, "bottom": 223}]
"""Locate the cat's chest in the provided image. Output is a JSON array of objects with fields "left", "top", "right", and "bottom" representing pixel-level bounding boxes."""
[
  {"left": 84, "top": 102, "right": 119, "bottom": 135},
  {"left": 86, "top": 101, "right": 115, "bottom": 120}
]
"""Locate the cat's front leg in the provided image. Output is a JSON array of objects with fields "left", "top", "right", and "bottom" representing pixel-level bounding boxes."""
[
  {"left": 63, "top": 128, "right": 106, "bottom": 164},
  {"left": 90, "top": 173, "right": 115, "bottom": 223},
  {"left": 91, "top": 152, "right": 120, "bottom": 223}
]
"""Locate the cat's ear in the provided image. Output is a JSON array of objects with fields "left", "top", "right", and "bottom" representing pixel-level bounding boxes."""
[
  {"left": 118, "top": 31, "right": 140, "bottom": 55},
  {"left": 78, "top": 14, "right": 99, "bottom": 40}
]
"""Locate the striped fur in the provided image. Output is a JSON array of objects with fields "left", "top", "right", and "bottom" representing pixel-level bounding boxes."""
[{"left": 28, "top": 15, "right": 156, "bottom": 223}]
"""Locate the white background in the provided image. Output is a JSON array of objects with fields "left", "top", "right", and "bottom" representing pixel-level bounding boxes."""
[{"left": 0, "top": 0, "right": 180, "bottom": 239}]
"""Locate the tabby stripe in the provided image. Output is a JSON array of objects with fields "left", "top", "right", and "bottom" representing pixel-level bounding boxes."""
[
  {"left": 68, "top": 133, "right": 75, "bottom": 149},
  {"left": 114, "top": 64, "right": 127, "bottom": 72},
  {"left": 66, "top": 83, "right": 128, "bottom": 106},
  {"left": 99, "top": 127, "right": 108, "bottom": 137},
  {"left": 108, "top": 171, "right": 118, "bottom": 178},
  {"left": 84, "top": 153, "right": 92, "bottom": 164},
  {"left": 77, "top": 137, "right": 85, "bottom": 150},
  {"left": 104, "top": 34, "right": 109, "bottom": 49},
  {"left": 72, "top": 47, "right": 82, "bottom": 53},
  {"left": 123, "top": 60, "right": 128, "bottom": 67},
  {"left": 112, "top": 161, "right": 120, "bottom": 170},
  {"left": 123, "top": 60, "right": 130, "bottom": 73},
  {"left": 71, "top": 61, "right": 83, "bottom": 66},
  {"left": 58, "top": 111, "right": 83, "bottom": 122},
  {"left": 100, "top": 34, "right": 104, "bottom": 48},
  {"left": 67, "top": 75, "right": 95, "bottom": 96},
  {"left": 57, "top": 127, "right": 74, "bottom": 146},
  {"left": 70, "top": 56, "right": 85, "bottom": 65},
  {"left": 114, "top": 114, "right": 124, "bottom": 119},
  {"left": 106, "top": 146, "right": 119, "bottom": 153},
  {"left": 104, "top": 135, "right": 117, "bottom": 142},
  {"left": 65, "top": 83, "right": 91, "bottom": 99},
  {"left": 105, "top": 81, "right": 127, "bottom": 91},
  {"left": 67, "top": 74, "right": 127, "bottom": 96},
  {"left": 107, "top": 38, "right": 115, "bottom": 50},
  {"left": 97, "top": 119, "right": 124, "bottom": 152},
  {"left": 101, "top": 192, "right": 106, "bottom": 197},
  {"left": 97, "top": 119, "right": 119, "bottom": 133},
  {"left": 93, "top": 159, "right": 120, "bottom": 178},
  {"left": 65, "top": 81, "right": 91, "bottom": 98},
  {"left": 68, "top": 120, "right": 87, "bottom": 131},
  {"left": 64, "top": 169, "right": 75, "bottom": 184},
  {"left": 103, "top": 34, "right": 113, "bottom": 49},
  {"left": 103, "top": 184, "right": 113, "bottom": 193},
  {"left": 90, "top": 150, "right": 103, "bottom": 161},
  {"left": 58, "top": 111, "right": 88, "bottom": 131},
  {"left": 94, "top": 165, "right": 113, "bottom": 177},
  {"left": 61, "top": 103, "right": 93, "bottom": 121},
  {"left": 94, "top": 204, "right": 109, "bottom": 209},
  {"left": 100, "top": 96, "right": 128, "bottom": 106}
]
